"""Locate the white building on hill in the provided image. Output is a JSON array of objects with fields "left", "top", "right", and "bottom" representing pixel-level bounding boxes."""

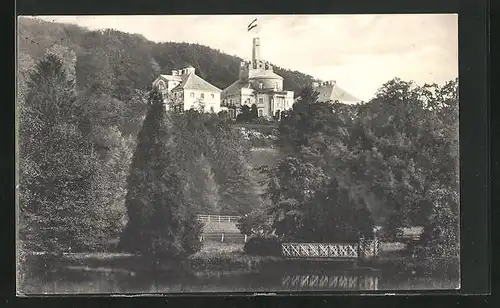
[
  {"left": 152, "top": 66, "right": 222, "bottom": 113},
  {"left": 221, "top": 37, "right": 294, "bottom": 119}
]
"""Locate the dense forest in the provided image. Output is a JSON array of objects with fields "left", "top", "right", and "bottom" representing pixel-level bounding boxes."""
[
  {"left": 238, "top": 79, "right": 459, "bottom": 259},
  {"left": 18, "top": 17, "right": 315, "bottom": 96}
]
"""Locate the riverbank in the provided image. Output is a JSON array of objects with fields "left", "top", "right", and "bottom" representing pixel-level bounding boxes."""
[
  {"left": 188, "top": 242, "right": 280, "bottom": 272},
  {"left": 20, "top": 242, "right": 459, "bottom": 280},
  {"left": 359, "top": 253, "right": 460, "bottom": 279},
  {"left": 20, "top": 243, "right": 276, "bottom": 278}
]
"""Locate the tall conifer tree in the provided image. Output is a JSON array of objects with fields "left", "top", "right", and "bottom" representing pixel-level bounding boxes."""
[{"left": 119, "top": 89, "right": 202, "bottom": 260}]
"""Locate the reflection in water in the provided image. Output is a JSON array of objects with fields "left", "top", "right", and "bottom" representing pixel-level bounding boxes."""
[
  {"left": 281, "top": 274, "right": 378, "bottom": 290},
  {"left": 19, "top": 266, "right": 458, "bottom": 294}
]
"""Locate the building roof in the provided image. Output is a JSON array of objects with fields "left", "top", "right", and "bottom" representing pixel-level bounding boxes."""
[
  {"left": 249, "top": 70, "right": 284, "bottom": 80},
  {"left": 159, "top": 74, "right": 182, "bottom": 82},
  {"left": 172, "top": 72, "right": 221, "bottom": 92},
  {"left": 315, "top": 83, "right": 361, "bottom": 104},
  {"left": 222, "top": 80, "right": 254, "bottom": 97}
]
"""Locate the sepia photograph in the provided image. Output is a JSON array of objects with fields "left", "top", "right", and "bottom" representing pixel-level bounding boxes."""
[{"left": 16, "top": 14, "right": 459, "bottom": 294}]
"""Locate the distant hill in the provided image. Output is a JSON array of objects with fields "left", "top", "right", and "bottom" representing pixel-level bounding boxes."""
[{"left": 18, "top": 17, "right": 316, "bottom": 95}]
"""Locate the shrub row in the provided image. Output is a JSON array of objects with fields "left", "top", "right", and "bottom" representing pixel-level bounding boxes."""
[{"left": 243, "top": 236, "right": 282, "bottom": 257}]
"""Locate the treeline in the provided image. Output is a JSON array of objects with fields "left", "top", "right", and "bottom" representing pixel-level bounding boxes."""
[
  {"left": 18, "top": 50, "right": 260, "bottom": 258},
  {"left": 18, "top": 48, "right": 133, "bottom": 254},
  {"left": 18, "top": 17, "right": 315, "bottom": 98},
  {"left": 239, "top": 78, "right": 459, "bottom": 259},
  {"left": 119, "top": 91, "right": 262, "bottom": 259}
]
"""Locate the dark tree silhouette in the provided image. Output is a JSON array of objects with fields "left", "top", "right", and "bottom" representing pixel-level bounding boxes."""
[{"left": 119, "top": 88, "right": 203, "bottom": 261}]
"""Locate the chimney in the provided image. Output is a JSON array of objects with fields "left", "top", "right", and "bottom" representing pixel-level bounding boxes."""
[
  {"left": 252, "top": 37, "right": 261, "bottom": 62},
  {"left": 172, "top": 70, "right": 178, "bottom": 76},
  {"left": 186, "top": 66, "right": 195, "bottom": 75}
]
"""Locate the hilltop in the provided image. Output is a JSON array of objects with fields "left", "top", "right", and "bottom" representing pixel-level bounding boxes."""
[{"left": 18, "top": 17, "right": 316, "bottom": 95}]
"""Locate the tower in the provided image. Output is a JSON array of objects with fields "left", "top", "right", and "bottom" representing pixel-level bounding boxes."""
[
  {"left": 252, "top": 37, "right": 261, "bottom": 62},
  {"left": 239, "top": 61, "right": 250, "bottom": 81}
]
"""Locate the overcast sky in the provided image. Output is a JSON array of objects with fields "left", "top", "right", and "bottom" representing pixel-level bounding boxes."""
[{"left": 35, "top": 14, "right": 458, "bottom": 101}]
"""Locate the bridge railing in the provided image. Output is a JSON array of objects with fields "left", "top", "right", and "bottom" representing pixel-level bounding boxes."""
[
  {"left": 281, "top": 242, "right": 360, "bottom": 259},
  {"left": 281, "top": 239, "right": 381, "bottom": 260},
  {"left": 197, "top": 214, "right": 241, "bottom": 223}
]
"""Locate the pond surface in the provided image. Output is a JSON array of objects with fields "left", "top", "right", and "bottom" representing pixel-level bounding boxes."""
[{"left": 19, "top": 266, "right": 459, "bottom": 294}]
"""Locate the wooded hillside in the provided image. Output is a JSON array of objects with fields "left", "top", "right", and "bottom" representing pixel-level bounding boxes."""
[{"left": 18, "top": 17, "right": 315, "bottom": 95}]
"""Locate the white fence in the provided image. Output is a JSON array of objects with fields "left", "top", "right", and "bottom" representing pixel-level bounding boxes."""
[
  {"left": 200, "top": 232, "right": 248, "bottom": 243},
  {"left": 197, "top": 214, "right": 241, "bottom": 223},
  {"left": 360, "top": 238, "right": 380, "bottom": 258}
]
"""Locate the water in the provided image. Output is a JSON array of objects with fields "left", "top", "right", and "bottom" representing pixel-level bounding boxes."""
[{"left": 19, "top": 266, "right": 459, "bottom": 294}]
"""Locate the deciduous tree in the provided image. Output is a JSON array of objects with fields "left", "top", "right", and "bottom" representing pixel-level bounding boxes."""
[{"left": 19, "top": 52, "right": 106, "bottom": 253}]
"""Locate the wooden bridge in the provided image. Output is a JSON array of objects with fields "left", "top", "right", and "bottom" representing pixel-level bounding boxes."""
[
  {"left": 281, "top": 238, "right": 380, "bottom": 261},
  {"left": 196, "top": 214, "right": 382, "bottom": 260}
]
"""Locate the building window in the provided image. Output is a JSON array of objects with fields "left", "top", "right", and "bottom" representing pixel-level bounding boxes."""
[
  {"left": 190, "top": 92, "right": 194, "bottom": 98},
  {"left": 229, "top": 99, "right": 233, "bottom": 105},
  {"left": 259, "top": 82, "right": 263, "bottom": 89},
  {"left": 258, "top": 109, "right": 263, "bottom": 117},
  {"left": 258, "top": 98, "right": 263, "bottom": 105},
  {"left": 210, "top": 106, "right": 214, "bottom": 113},
  {"left": 200, "top": 93, "right": 205, "bottom": 99},
  {"left": 211, "top": 94, "right": 215, "bottom": 99}
]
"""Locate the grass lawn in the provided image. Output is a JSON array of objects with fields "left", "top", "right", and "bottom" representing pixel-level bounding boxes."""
[
  {"left": 202, "top": 221, "right": 241, "bottom": 233},
  {"left": 249, "top": 147, "right": 282, "bottom": 193}
]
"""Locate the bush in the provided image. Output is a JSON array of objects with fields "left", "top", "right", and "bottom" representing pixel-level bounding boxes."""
[
  {"left": 243, "top": 236, "right": 282, "bottom": 257},
  {"left": 249, "top": 117, "right": 276, "bottom": 125}
]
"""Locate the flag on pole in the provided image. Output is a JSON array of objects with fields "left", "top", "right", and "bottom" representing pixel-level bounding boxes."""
[{"left": 247, "top": 18, "right": 258, "bottom": 32}]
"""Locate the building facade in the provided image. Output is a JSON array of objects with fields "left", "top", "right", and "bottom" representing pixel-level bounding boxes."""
[
  {"left": 152, "top": 66, "right": 222, "bottom": 113},
  {"left": 221, "top": 37, "right": 294, "bottom": 119}
]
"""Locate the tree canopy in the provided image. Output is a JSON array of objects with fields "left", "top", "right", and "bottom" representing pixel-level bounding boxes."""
[
  {"left": 19, "top": 51, "right": 112, "bottom": 253},
  {"left": 239, "top": 78, "right": 459, "bottom": 258}
]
